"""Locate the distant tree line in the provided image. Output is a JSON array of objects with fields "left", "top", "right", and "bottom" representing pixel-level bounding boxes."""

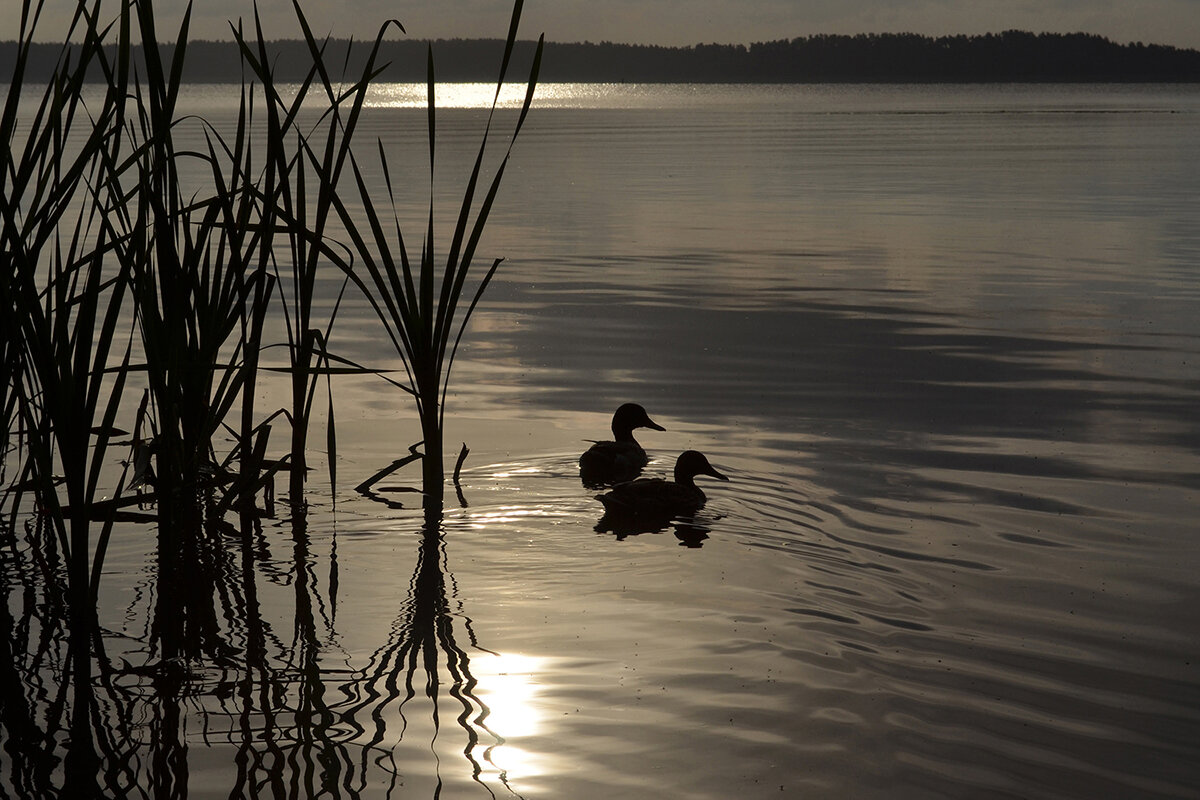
[{"left": 4, "top": 31, "right": 1200, "bottom": 83}]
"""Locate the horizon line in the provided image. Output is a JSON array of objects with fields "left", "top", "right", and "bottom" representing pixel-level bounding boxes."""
[{"left": 7, "top": 30, "right": 1199, "bottom": 54}]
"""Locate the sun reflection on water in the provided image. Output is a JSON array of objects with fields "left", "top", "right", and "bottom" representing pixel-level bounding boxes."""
[
  {"left": 358, "top": 81, "right": 788, "bottom": 110},
  {"left": 470, "top": 652, "right": 551, "bottom": 782},
  {"left": 365, "top": 81, "right": 536, "bottom": 108},
  {"left": 488, "top": 466, "right": 544, "bottom": 479}
]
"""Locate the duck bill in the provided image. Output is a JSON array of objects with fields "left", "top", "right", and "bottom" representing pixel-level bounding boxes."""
[
  {"left": 706, "top": 467, "right": 729, "bottom": 482},
  {"left": 647, "top": 420, "right": 666, "bottom": 431}
]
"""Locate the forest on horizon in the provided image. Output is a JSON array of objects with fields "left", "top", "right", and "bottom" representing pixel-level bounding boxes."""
[{"left": 4, "top": 31, "right": 1200, "bottom": 83}]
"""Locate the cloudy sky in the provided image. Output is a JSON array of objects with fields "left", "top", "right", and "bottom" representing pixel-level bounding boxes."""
[{"left": 11, "top": 0, "right": 1200, "bottom": 49}]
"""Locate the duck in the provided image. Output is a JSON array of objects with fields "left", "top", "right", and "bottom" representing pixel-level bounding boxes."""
[
  {"left": 595, "top": 450, "right": 728, "bottom": 520},
  {"left": 579, "top": 403, "right": 665, "bottom": 486}
]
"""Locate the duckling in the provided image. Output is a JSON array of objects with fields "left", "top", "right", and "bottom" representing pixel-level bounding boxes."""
[
  {"left": 579, "top": 403, "right": 665, "bottom": 486},
  {"left": 595, "top": 450, "right": 728, "bottom": 520}
]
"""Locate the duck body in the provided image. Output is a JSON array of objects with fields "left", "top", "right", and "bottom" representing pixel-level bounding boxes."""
[
  {"left": 579, "top": 403, "right": 665, "bottom": 486},
  {"left": 596, "top": 450, "right": 728, "bottom": 520},
  {"left": 579, "top": 440, "right": 649, "bottom": 482},
  {"left": 596, "top": 476, "right": 706, "bottom": 519}
]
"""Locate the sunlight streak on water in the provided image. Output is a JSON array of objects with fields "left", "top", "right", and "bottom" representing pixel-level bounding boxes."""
[
  {"left": 365, "top": 81, "right": 530, "bottom": 108},
  {"left": 473, "top": 652, "right": 547, "bottom": 739},
  {"left": 469, "top": 652, "right": 553, "bottom": 785}
]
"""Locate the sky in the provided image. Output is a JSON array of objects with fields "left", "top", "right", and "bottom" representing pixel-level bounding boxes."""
[{"left": 9, "top": 0, "right": 1200, "bottom": 50}]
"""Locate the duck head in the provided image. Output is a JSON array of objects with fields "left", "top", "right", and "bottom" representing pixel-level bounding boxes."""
[
  {"left": 612, "top": 403, "right": 665, "bottom": 441},
  {"left": 674, "top": 450, "right": 729, "bottom": 486}
]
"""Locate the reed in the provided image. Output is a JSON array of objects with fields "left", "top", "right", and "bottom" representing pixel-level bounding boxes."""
[
  {"left": 251, "top": 0, "right": 544, "bottom": 509},
  {"left": 6, "top": 0, "right": 541, "bottom": 514},
  {"left": 232, "top": 7, "right": 359, "bottom": 504},
  {"left": 3, "top": 0, "right": 543, "bottom": 789},
  {"left": 2, "top": 3, "right": 140, "bottom": 793},
  {"left": 3, "top": 0, "right": 133, "bottom": 595},
  {"left": 106, "top": 2, "right": 271, "bottom": 517},
  {"left": 78, "top": 2, "right": 265, "bottom": 665},
  {"left": 208, "top": 77, "right": 284, "bottom": 516},
  {"left": 4, "top": 0, "right": 286, "bottom": 689}
]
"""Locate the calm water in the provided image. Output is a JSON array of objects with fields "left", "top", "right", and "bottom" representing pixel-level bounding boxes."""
[{"left": 6, "top": 83, "right": 1200, "bottom": 798}]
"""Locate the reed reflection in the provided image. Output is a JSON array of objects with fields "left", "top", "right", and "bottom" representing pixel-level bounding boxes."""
[
  {"left": 0, "top": 514, "right": 144, "bottom": 800},
  {"left": 468, "top": 652, "right": 550, "bottom": 787},
  {"left": 0, "top": 486, "right": 528, "bottom": 797},
  {"left": 338, "top": 503, "right": 509, "bottom": 795},
  {"left": 192, "top": 505, "right": 399, "bottom": 800}
]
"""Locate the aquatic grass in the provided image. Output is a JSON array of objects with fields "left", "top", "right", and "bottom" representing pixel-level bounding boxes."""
[
  {"left": 119, "top": 1, "right": 231, "bottom": 508},
  {"left": 87, "top": 1, "right": 291, "bottom": 522},
  {"left": 1, "top": 3, "right": 141, "bottom": 791},
  {"left": 1, "top": 1, "right": 128, "bottom": 518},
  {"left": 2, "top": 0, "right": 544, "bottom": 791},
  {"left": 2, "top": 0, "right": 133, "bottom": 582},
  {"left": 269, "top": 0, "right": 543, "bottom": 508},
  {"left": 200, "top": 87, "right": 286, "bottom": 515},
  {"left": 99, "top": 0, "right": 309, "bottom": 664},
  {"left": 232, "top": 5, "right": 364, "bottom": 503}
]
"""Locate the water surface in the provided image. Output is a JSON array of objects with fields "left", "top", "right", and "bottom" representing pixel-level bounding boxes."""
[{"left": 6, "top": 82, "right": 1200, "bottom": 799}]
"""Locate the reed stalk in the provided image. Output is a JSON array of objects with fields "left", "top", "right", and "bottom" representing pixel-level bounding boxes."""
[
  {"left": 241, "top": 0, "right": 543, "bottom": 509},
  {"left": 110, "top": 3, "right": 243, "bottom": 511},
  {"left": 2, "top": 3, "right": 138, "bottom": 793},
  {"left": 98, "top": 1, "right": 300, "bottom": 665},
  {"left": 3, "top": 0, "right": 132, "bottom": 595},
  {"left": 233, "top": 8, "right": 355, "bottom": 504}
]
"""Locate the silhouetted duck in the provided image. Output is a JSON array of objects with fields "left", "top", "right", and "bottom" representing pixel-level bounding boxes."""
[
  {"left": 579, "top": 403, "right": 665, "bottom": 486},
  {"left": 595, "top": 450, "right": 728, "bottom": 520}
]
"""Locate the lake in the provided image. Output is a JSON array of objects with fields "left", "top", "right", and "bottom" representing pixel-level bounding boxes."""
[{"left": 5, "top": 82, "right": 1200, "bottom": 799}]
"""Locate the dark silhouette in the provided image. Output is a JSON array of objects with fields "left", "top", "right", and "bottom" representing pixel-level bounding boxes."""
[
  {"left": 595, "top": 450, "right": 728, "bottom": 535},
  {"left": 6, "top": 31, "right": 1200, "bottom": 84},
  {"left": 597, "top": 516, "right": 716, "bottom": 546},
  {"left": 579, "top": 403, "right": 666, "bottom": 487}
]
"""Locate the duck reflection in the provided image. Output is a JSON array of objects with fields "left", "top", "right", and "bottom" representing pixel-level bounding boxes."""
[
  {"left": 671, "top": 521, "right": 712, "bottom": 548},
  {"left": 594, "top": 451, "right": 728, "bottom": 546},
  {"left": 596, "top": 514, "right": 715, "bottom": 547},
  {"left": 579, "top": 403, "right": 665, "bottom": 487}
]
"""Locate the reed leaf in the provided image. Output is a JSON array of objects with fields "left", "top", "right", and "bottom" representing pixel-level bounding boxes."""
[
  {"left": 230, "top": 3, "right": 420, "bottom": 501},
  {"left": 271, "top": 0, "right": 542, "bottom": 506},
  {"left": 4, "top": 0, "right": 132, "bottom": 543}
]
